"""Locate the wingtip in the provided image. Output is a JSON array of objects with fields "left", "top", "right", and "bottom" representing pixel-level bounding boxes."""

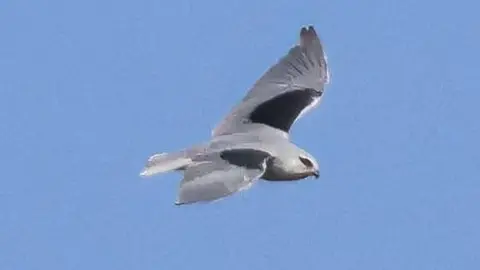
[
  {"left": 299, "top": 24, "right": 330, "bottom": 84},
  {"left": 300, "top": 25, "right": 317, "bottom": 35},
  {"left": 300, "top": 25, "right": 316, "bottom": 33},
  {"left": 300, "top": 25, "right": 319, "bottom": 46}
]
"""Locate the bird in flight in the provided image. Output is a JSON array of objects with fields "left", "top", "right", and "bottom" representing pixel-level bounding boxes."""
[{"left": 140, "top": 25, "right": 330, "bottom": 205}]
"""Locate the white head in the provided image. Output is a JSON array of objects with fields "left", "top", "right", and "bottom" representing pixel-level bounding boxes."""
[
  {"left": 265, "top": 147, "right": 319, "bottom": 181},
  {"left": 296, "top": 150, "right": 320, "bottom": 179}
]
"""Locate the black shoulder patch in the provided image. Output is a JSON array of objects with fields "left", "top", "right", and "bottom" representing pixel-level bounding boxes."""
[
  {"left": 248, "top": 88, "right": 321, "bottom": 132},
  {"left": 220, "top": 149, "right": 271, "bottom": 169}
]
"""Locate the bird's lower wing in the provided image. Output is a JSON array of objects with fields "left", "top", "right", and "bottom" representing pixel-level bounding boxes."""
[{"left": 175, "top": 149, "right": 270, "bottom": 205}]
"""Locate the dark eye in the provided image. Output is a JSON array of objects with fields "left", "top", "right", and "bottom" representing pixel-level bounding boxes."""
[{"left": 299, "top": 156, "right": 313, "bottom": 167}]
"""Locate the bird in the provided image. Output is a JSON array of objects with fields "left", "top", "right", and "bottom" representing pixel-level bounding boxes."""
[{"left": 140, "top": 25, "right": 330, "bottom": 205}]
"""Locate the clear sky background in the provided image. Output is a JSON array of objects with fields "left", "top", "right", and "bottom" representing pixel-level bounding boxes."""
[{"left": 1, "top": 0, "right": 479, "bottom": 269}]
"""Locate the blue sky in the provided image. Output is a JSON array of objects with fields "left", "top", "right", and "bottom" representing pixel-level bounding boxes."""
[{"left": 1, "top": 0, "right": 479, "bottom": 269}]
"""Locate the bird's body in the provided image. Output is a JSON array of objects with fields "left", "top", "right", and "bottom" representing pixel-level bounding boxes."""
[{"left": 140, "top": 26, "right": 330, "bottom": 205}]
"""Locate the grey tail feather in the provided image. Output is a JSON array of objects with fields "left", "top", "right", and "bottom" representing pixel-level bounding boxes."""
[{"left": 139, "top": 146, "right": 204, "bottom": 177}]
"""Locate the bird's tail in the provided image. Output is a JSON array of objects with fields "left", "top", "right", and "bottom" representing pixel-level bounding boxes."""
[{"left": 139, "top": 146, "right": 204, "bottom": 177}]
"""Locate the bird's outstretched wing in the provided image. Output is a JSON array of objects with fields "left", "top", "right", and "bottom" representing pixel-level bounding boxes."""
[
  {"left": 175, "top": 149, "right": 271, "bottom": 205},
  {"left": 212, "top": 26, "right": 330, "bottom": 137}
]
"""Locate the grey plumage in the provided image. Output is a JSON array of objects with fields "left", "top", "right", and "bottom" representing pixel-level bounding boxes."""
[
  {"left": 140, "top": 25, "right": 330, "bottom": 205},
  {"left": 176, "top": 149, "right": 270, "bottom": 205}
]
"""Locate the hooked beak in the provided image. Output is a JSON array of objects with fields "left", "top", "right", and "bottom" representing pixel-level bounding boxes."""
[{"left": 312, "top": 170, "right": 320, "bottom": 179}]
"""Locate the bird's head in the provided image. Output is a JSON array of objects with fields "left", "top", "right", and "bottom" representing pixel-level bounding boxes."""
[{"left": 298, "top": 154, "right": 320, "bottom": 179}]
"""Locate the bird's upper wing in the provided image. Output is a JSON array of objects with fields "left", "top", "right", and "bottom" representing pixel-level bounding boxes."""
[
  {"left": 175, "top": 149, "right": 271, "bottom": 205},
  {"left": 212, "top": 26, "right": 330, "bottom": 137}
]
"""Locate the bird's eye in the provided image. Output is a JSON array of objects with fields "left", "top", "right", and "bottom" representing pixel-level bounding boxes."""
[{"left": 299, "top": 156, "right": 313, "bottom": 167}]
